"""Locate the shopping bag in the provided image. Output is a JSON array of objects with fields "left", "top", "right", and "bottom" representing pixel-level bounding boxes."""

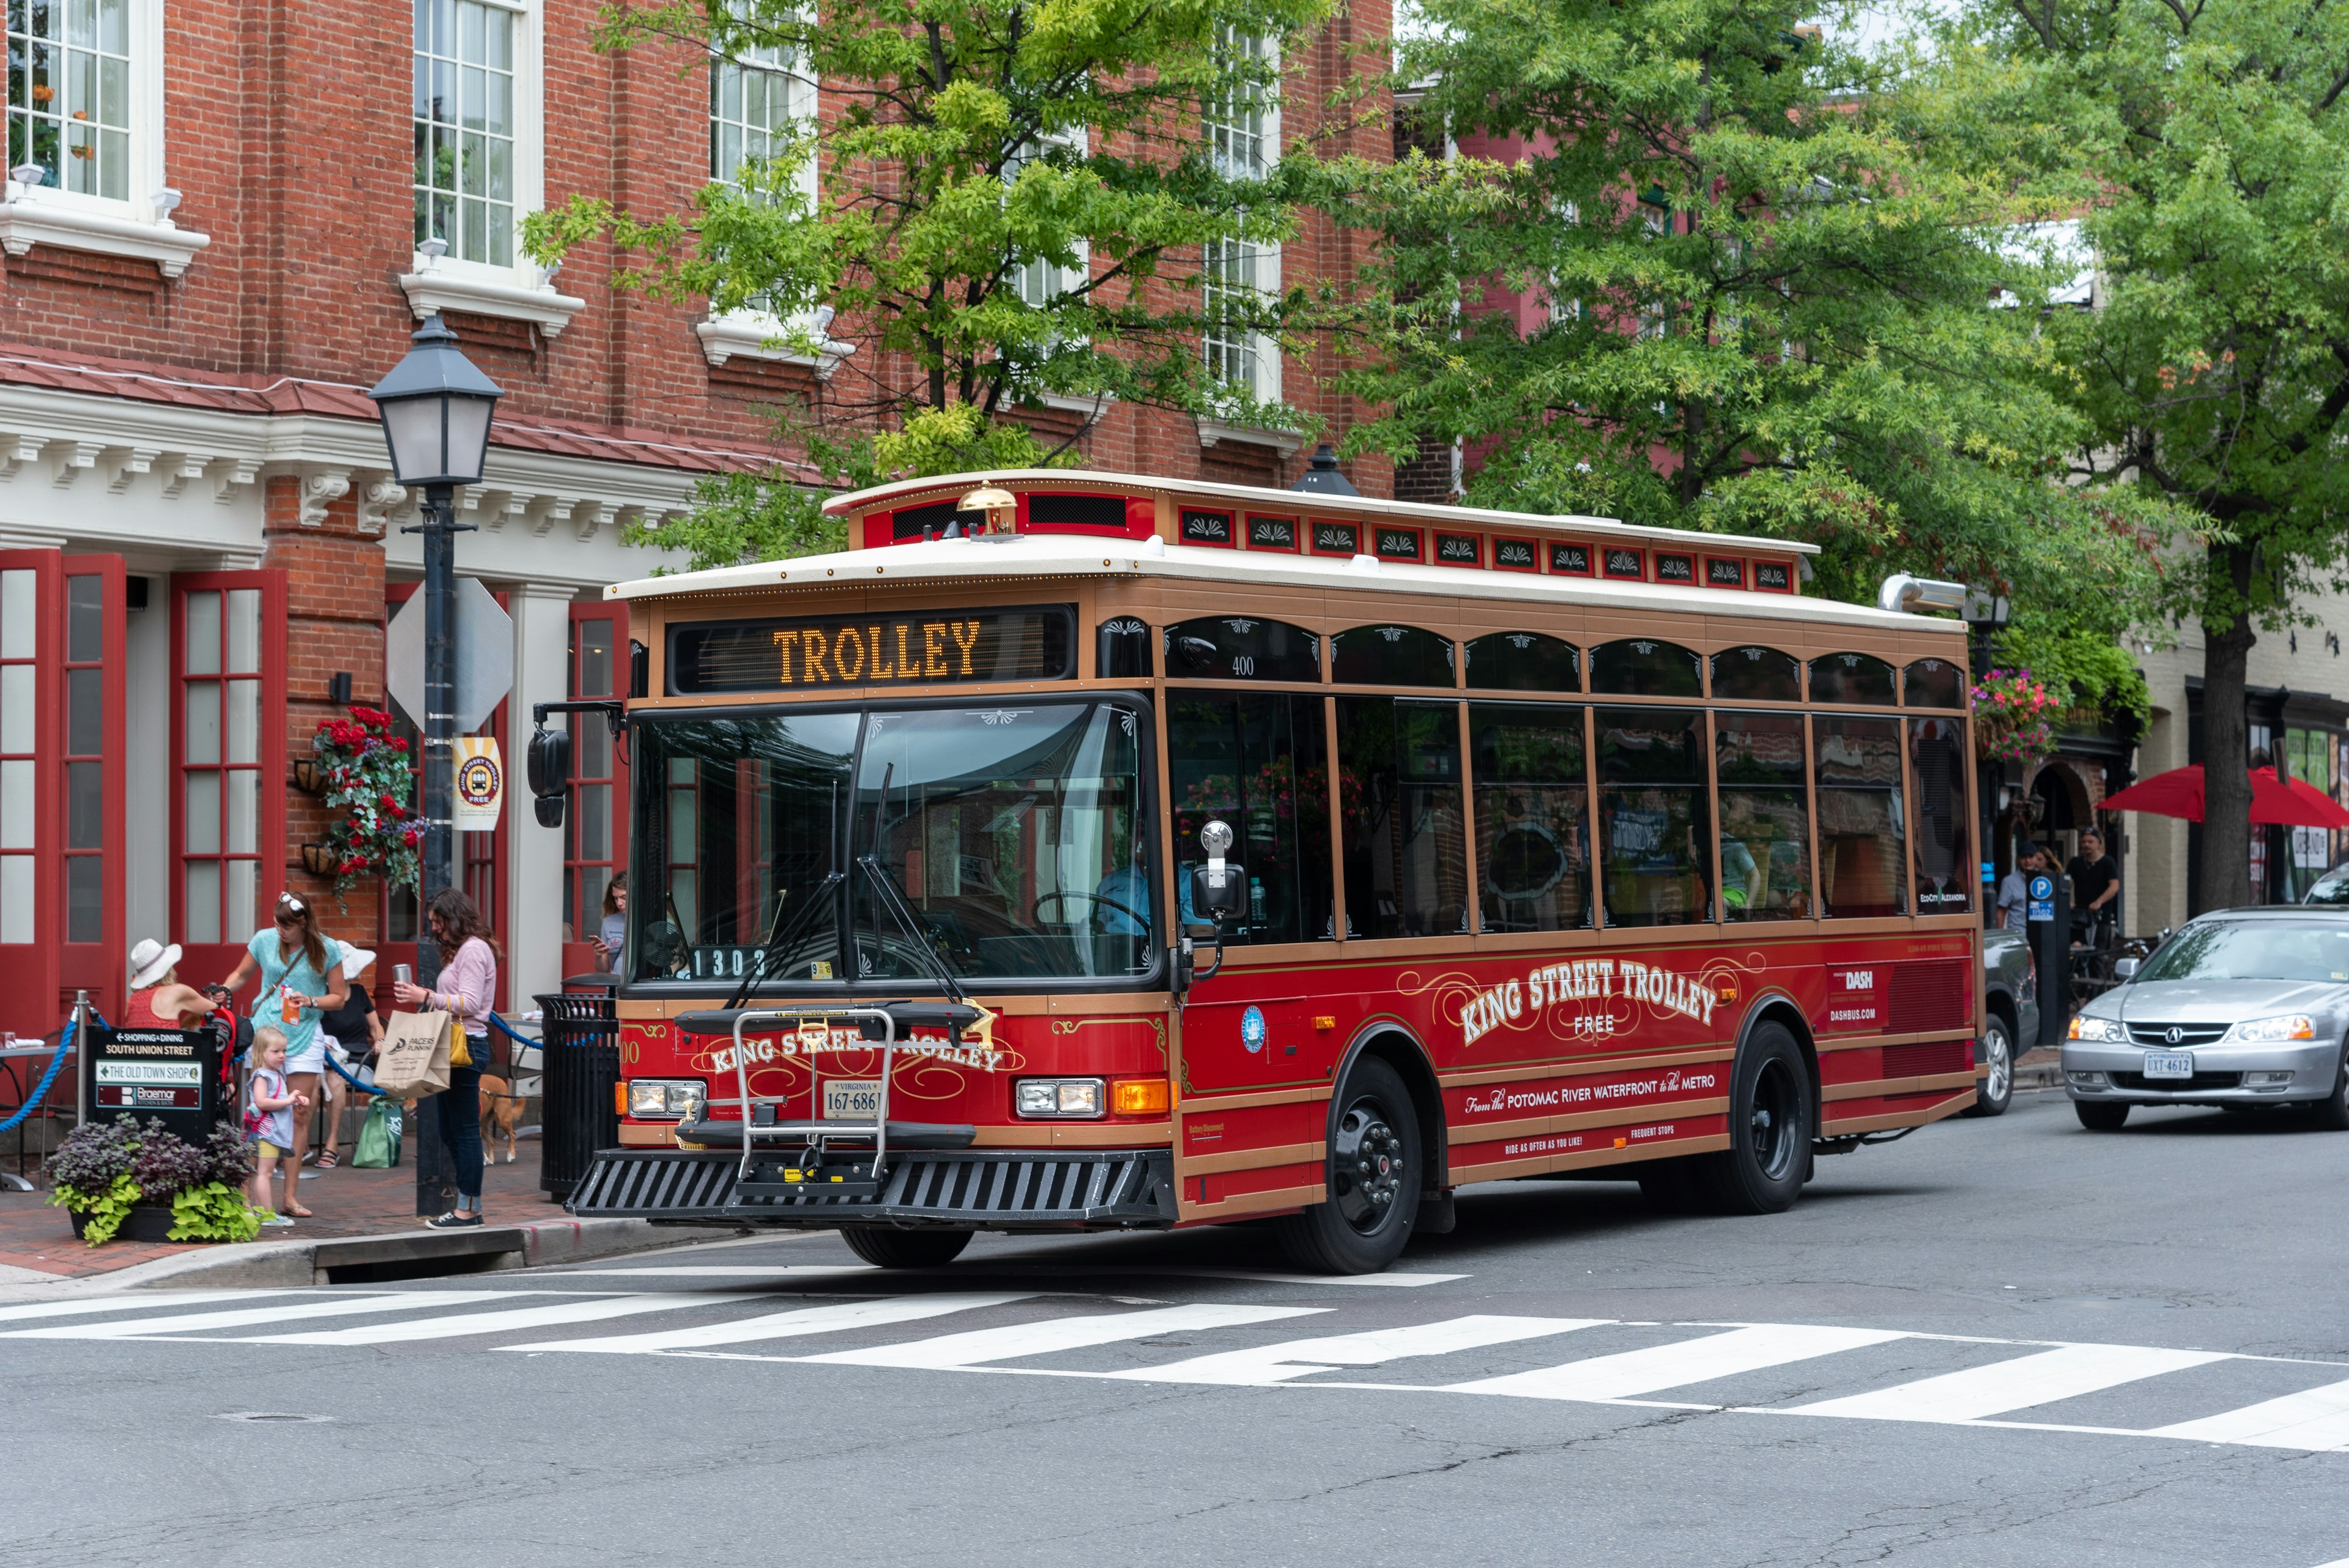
[
  {"left": 374, "top": 1011, "right": 453, "bottom": 1099},
  {"left": 351, "top": 1098, "right": 402, "bottom": 1169}
]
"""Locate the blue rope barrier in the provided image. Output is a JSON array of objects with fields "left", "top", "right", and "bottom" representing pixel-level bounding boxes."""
[
  {"left": 0, "top": 1022, "right": 75, "bottom": 1135},
  {"left": 488, "top": 1013, "right": 541, "bottom": 1049}
]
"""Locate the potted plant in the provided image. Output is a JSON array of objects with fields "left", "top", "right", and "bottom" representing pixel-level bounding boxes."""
[
  {"left": 308, "top": 704, "right": 422, "bottom": 901},
  {"left": 49, "top": 1118, "right": 264, "bottom": 1246},
  {"left": 1970, "top": 668, "right": 2058, "bottom": 769}
]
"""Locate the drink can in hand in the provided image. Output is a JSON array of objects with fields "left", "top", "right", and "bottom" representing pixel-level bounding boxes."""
[
  {"left": 280, "top": 989, "right": 299, "bottom": 1024},
  {"left": 393, "top": 964, "right": 414, "bottom": 988}
]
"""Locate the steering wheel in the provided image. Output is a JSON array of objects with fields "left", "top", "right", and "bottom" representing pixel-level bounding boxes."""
[{"left": 1033, "top": 890, "right": 1151, "bottom": 933}]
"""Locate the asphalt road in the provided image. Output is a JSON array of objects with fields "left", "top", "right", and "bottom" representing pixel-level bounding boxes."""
[{"left": 7, "top": 1085, "right": 2347, "bottom": 1568}]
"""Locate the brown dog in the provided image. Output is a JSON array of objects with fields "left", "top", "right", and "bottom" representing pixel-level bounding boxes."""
[{"left": 479, "top": 1074, "right": 528, "bottom": 1165}]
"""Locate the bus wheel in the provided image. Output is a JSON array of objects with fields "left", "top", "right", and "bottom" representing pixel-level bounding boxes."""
[
  {"left": 1691, "top": 1023, "right": 1811, "bottom": 1216},
  {"left": 839, "top": 1227, "right": 972, "bottom": 1269},
  {"left": 1274, "top": 1056, "right": 1421, "bottom": 1274}
]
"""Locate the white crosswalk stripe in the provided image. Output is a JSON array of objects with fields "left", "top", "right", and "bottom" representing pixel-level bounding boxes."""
[
  {"left": 1109, "top": 1315, "right": 1605, "bottom": 1386},
  {"left": 0, "top": 1291, "right": 510, "bottom": 1340},
  {"left": 798, "top": 1302, "right": 1322, "bottom": 1369},
  {"left": 15, "top": 1286, "right": 2349, "bottom": 1454},
  {"left": 2148, "top": 1375, "right": 2349, "bottom": 1450},
  {"left": 1448, "top": 1322, "right": 1912, "bottom": 1403},
  {"left": 509, "top": 1293, "right": 1035, "bottom": 1354},
  {"left": 1785, "top": 1343, "right": 2233, "bottom": 1424}
]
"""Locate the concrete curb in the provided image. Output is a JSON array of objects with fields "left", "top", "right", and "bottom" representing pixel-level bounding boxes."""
[{"left": 92, "top": 1214, "right": 711, "bottom": 1290}]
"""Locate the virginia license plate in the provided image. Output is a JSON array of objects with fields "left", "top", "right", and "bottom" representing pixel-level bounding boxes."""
[
  {"left": 2142, "top": 1051, "right": 2194, "bottom": 1080},
  {"left": 822, "top": 1079, "right": 882, "bottom": 1120}
]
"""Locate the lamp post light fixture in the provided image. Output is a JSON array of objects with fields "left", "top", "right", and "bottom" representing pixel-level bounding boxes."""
[
  {"left": 367, "top": 313, "right": 502, "bottom": 998},
  {"left": 1961, "top": 588, "right": 2011, "bottom": 677}
]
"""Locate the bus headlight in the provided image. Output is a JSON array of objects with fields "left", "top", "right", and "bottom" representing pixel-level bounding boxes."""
[
  {"left": 1015, "top": 1078, "right": 1104, "bottom": 1118},
  {"left": 627, "top": 1079, "right": 707, "bottom": 1120}
]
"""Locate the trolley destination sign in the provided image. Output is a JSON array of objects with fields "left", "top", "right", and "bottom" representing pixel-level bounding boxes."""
[{"left": 670, "top": 604, "right": 1075, "bottom": 694}]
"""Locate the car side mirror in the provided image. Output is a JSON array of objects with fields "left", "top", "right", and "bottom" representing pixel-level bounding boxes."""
[
  {"left": 2112, "top": 957, "right": 2140, "bottom": 981},
  {"left": 1192, "top": 863, "right": 1246, "bottom": 921}
]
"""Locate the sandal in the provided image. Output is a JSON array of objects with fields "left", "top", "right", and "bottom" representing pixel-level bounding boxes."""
[
  {"left": 284, "top": 1205, "right": 314, "bottom": 1219},
  {"left": 314, "top": 1149, "right": 340, "bottom": 1169}
]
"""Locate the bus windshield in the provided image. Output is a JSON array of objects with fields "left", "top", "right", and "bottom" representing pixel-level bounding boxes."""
[{"left": 631, "top": 700, "right": 1152, "bottom": 987}]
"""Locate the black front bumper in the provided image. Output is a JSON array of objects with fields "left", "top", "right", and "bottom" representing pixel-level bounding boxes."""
[{"left": 565, "top": 1146, "right": 1179, "bottom": 1231}]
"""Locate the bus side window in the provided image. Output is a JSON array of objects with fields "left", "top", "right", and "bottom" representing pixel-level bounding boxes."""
[
  {"left": 1163, "top": 617, "right": 1319, "bottom": 682},
  {"left": 1590, "top": 639, "right": 1702, "bottom": 697},
  {"left": 1336, "top": 697, "right": 1469, "bottom": 940},
  {"left": 1910, "top": 716, "right": 1969, "bottom": 912},
  {"left": 1595, "top": 707, "right": 1712, "bottom": 926},
  {"left": 1463, "top": 631, "right": 1581, "bottom": 692},
  {"left": 1332, "top": 625, "right": 1453, "bottom": 686},
  {"left": 1470, "top": 702, "right": 1591, "bottom": 932},
  {"left": 1710, "top": 645, "right": 1800, "bottom": 702},
  {"left": 1097, "top": 617, "right": 1153, "bottom": 679},
  {"left": 1903, "top": 657, "right": 1965, "bottom": 709},
  {"left": 1715, "top": 711, "right": 1811, "bottom": 921},
  {"left": 1816, "top": 715, "right": 1907, "bottom": 916},
  {"left": 1166, "top": 690, "right": 1334, "bottom": 944},
  {"left": 1810, "top": 652, "right": 1896, "bottom": 705}
]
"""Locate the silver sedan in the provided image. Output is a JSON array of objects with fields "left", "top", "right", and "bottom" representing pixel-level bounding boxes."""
[{"left": 2062, "top": 908, "right": 2349, "bottom": 1131}]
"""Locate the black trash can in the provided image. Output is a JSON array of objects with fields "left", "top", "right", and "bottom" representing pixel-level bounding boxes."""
[{"left": 537, "top": 985, "right": 621, "bottom": 1200}]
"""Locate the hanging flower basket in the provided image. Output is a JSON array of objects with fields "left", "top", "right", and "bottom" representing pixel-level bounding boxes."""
[
  {"left": 308, "top": 705, "right": 420, "bottom": 897},
  {"left": 1970, "top": 669, "right": 2058, "bottom": 768},
  {"left": 291, "top": 758, "right": 327, "bottom": 796}
]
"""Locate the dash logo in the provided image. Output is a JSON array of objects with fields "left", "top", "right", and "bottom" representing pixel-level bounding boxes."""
[{"left": 1839, "top": 969, "right": 1876, "bottom": 991}]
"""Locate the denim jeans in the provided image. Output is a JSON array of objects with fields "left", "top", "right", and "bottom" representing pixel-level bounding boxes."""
[{"left": 431, "top": 1044, "right": 486, "bottom": 1207}]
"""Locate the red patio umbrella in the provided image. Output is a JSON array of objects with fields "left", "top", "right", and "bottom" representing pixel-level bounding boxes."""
[{"left": 2099, "top": 764, "right": 2349, "bottom": 829}]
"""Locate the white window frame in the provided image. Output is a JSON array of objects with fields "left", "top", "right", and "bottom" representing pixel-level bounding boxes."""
[
  {"left": 400, "top": 0, "right": 583, "bottom": 336},
  {"left": 0, "top": 0, "right": 207, "bottom": 275},
  {"left": 1200, "top": 30, "right": 1282, "bottom": 411},
  {"left": 696, "top": 24, "right": 846, "bottom": 372}
]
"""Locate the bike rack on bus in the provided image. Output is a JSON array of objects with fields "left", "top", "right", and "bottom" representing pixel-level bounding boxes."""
[{"left": 674, "top": 1001, "right": 990, "bottom": 1200}]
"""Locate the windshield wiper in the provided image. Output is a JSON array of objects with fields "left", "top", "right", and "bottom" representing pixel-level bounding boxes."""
[
  {"left": 722, "top": 869, "right": 846, "bottom": 1011},
  {"left": 857, "top": 853, "right": 973, "bottom": 1008}
]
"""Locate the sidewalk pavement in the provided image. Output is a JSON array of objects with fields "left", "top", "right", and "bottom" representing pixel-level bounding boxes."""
[
  {"left": 0, "top": 1153, "right": 712, "bottom": 1292},
  {"left": 2016, "top": 1046, "right": 2063, "bottom": 1091}
]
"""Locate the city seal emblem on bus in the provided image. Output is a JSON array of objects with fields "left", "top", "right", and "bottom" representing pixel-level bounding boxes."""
[{"left": 1241, "top": 1006, "right": 1267, "bottom": 1053}]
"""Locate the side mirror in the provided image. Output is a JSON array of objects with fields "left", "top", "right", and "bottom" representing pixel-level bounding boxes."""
[
  {"left": 526, "top": 725, "right": 573, "bottom": 798},
  {"left": 1191, "top": 819, "right": 1245, "bottom": 920},
  {"left": 533, "top": 794, "right": 566, "bottom": 829},
  {"left": 2112, "top": 957, "right": 2140, "bottom": 981}
]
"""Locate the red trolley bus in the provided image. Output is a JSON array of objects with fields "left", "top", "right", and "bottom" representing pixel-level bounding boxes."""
[{"left": 550, "top": 470, "right": 1981, "bottom": 1273}]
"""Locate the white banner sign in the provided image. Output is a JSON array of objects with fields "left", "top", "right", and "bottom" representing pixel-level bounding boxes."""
[{"left": 455, "top": 737, "right": 504, "bottom": 831}]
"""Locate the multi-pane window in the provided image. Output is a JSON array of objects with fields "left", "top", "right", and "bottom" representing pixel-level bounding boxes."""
[
  {"left": 710, "top": 31, "right": 811, "bottom": 194},
  {"left": 1007, "top": 129, "right": 1088, "bottom": 308},
  {"left": 63, "top": 572, "right": 104, "bottom": 942},
  {"left": 6, "top": 0, "right": 132, "bottom": 200},
  {"left": 1202, "top": 29, "right": 1279, "bottom": 401},
  {"left": 414, "top": 0, "right": 518, "bottom": 267},
  {"left": 180, "top": 587, "right": 262, "bottom": 946},
  {"left": 0, "top": 567, "right": 32, "bottom": 943},
  {"left": 566, "top": 613, "right": 623, "bottom": 943}
]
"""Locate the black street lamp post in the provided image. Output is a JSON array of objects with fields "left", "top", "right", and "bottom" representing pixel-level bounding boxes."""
[{"left": 368, "top": 316, "right": 503, "bottom": 1213}]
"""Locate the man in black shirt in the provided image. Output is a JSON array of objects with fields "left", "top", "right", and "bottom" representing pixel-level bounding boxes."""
[{"left": 2068, "top": 828, "right": 2120, "bottom": 945}]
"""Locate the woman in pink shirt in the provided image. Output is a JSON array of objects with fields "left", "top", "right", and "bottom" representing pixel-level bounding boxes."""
[{"left": 392, "top": 887, "right": 499, "bottom": 1229}]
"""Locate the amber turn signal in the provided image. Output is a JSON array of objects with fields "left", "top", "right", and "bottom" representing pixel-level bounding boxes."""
[{"left": 1112, "top": 1078, "right": 1171, "bottom": 1115}]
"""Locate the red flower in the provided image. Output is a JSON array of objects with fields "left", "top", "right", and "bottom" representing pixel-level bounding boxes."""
[
  {"left": 379, "top": 792, "right": 398, "bottom": 810},
  {"left": 390, "top": 737, "right": 409, "bottom": 752},
  {"left": 341, "top": 858, "right": 362, "bottom": 875}
]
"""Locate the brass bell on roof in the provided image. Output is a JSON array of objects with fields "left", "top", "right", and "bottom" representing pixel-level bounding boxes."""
[{"left": 959, "top": 481, "right": 1019, "bottom": 534}]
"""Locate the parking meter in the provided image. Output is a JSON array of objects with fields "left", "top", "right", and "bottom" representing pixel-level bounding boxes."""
[{"left": 2028, "top": 871, "right": 2069, "bottom": 1047}]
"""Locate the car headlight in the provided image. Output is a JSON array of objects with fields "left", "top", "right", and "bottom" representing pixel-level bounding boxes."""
[
  {"left": 2225, "top": 1014, "right": 2318, "bottom": 1043},
  {"left": 626, "top": 1079, "right": 707, "bottom": 1120},
  {"left": 1015, "top": 1077, "right": 1104, "bottom": 1118},
  {"left": 2068, "top": 1015, "right": 2125, "bottom": 1042}
]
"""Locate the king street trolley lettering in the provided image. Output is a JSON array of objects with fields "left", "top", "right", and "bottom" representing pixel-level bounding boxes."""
[
  {"left": 669, "top": 606, "right": 1075, "bottom": 694},
  {"left": 705, "top": 1030, "right": 1006, "bottom": 1076},
  {"left": 1460, "top": 959, "right": 1719, "bottom": 1047}
]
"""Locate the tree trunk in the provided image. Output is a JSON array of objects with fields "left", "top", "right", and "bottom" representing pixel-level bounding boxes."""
[{"left": 2195, "top": 543, "right": 2258, "bottom": 915}]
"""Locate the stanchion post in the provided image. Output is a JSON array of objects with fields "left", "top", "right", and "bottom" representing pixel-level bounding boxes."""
[{"left": 72, "top": 988, "right": 90, "bottom": 1131}]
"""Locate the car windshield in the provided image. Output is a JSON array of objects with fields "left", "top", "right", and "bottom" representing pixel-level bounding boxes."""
[
  {"left": 2137, "top": 921, "right": 2349, "bottom": 984},
  {"left": 629, "top": 701, "right": 1152, "bottom": 987},
  {"left": 2306, "top": 869, "right": 2349, "bottom": 906}
]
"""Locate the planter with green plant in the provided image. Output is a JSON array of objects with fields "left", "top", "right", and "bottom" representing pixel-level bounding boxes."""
[{"left": 48, "top": 1117, "right": 264, "bottom": 1246}]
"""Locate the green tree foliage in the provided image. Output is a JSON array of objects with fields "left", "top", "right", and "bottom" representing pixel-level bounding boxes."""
[
  {"left": 1926, "top": 0, "right": 2349, "bottom": 906},
  {"left": 532, "top": 0, "right": 1364, "bottom": 569},
  {"left": 1337, "top": 0, "right": 2168, "bottom": 712}
]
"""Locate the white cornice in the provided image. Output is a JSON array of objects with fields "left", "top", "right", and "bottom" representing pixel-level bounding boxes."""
[
  {"left": 398, "top": 266, "right": 587, "bottom": 339},
  {"left": 695, "top": 313, "right": 856, "bottom": 379},
  {"left": 0, "top": 195, "right": 210, "bottom": 277},
  {"left": 1195, "top": 417, "right": 1304, "bottom": 456}
]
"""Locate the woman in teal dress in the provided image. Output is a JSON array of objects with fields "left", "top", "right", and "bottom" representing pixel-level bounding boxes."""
[{"left": 218, "top": 893, "right": 350, "bottom": 1211}]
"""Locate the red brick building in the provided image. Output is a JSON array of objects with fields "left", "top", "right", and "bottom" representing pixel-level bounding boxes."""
[{"left": 0, "top": 0, "right": 1391, "bottom": 1038}]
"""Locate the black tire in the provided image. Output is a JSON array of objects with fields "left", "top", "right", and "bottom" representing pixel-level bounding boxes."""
[
  {"left": 1274, "top": 1055, "right": 1422, "bottom": 1274},
  {"left": 2310, "top": 1045, "right": 2349, "bottom": 1131},
  {"left": 839, "top": 1226, "right": 973, "bottom": 1269},
  {"left": 2074, "top": 1100, "right": 2130, "bottom": 1131},
  {"left": 1689, "top": 1022, "right": 1813, "bottom": 1216},
  {"left": 1962, "top": 1014, "right": 2016, "bottom": 1118}
]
